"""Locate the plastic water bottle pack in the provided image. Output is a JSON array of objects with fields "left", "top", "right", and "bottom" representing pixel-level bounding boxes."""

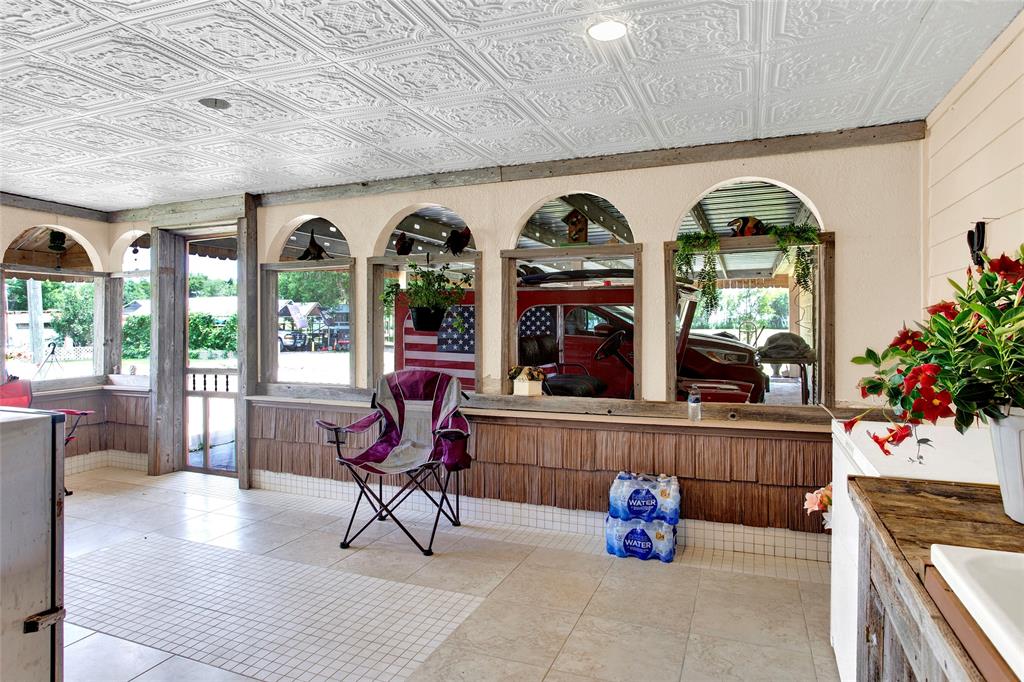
[
  {"left": 609, "top": 472, "right": 680, "bottom": 524},
  {"left": 604, "top": 517, "right": 677, "bottom": 563}
]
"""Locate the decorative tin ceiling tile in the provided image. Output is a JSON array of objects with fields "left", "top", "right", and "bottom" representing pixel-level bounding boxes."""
[
  {"left": 424, "top": 94, "right": 535, "bottom": 133},
  {"left": 521, "top": 79, "right": 636, "bottom": 121},
  {"left": 0, "top": 0, "right": 1021, "bottom": 210},
  {"left": 100, "top": 106, "right": 224, "bottom": 141},
  {"left": 47, "top": 27, "right": 219, "bottom": 93},
  {"left": 638, "top": 57, "right": 753, "bottom": 109},
  {"left": 0, "top": 59, "right": 128, "bottom": 110},
  {"left": 624, "top": 0, "right": 757, "bottom": 66},
  {"left": 468, "top": 26, "right": 612, "bottom": 85},
  {"left": 251, "top": 67, "right": 384, "bottom": 115},
  {"left": 270, "top": 0, "right": 443, "bottom": 55},
  {"left": 136, "top": 2, "right": 319, "bottom": 76},
  {"left": 355, "top": 42, "right": 495, "bottom": 99},
  {"left": 0, "top": 0, "right": 113, "bottom": 47}
]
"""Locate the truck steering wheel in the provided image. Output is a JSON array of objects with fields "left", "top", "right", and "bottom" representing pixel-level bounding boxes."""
[{"left": 593, "top": 330, "right": 634, "bottom": 373}]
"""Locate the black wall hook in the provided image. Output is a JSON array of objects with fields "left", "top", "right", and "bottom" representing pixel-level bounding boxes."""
[{"left": 967, "top": 221, "right": 986, "bottom": 266}]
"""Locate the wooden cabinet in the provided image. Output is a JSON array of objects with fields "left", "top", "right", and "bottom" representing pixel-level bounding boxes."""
[{"left": 849, "top": 477, "right": 1024, "bottom": 682}]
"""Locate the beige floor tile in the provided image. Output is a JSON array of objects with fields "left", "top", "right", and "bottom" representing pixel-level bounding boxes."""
[
  {"left": 333, "top": 545, "right": 433, "bottom": 581},
  {"left": 552, "top": 615, "right": 687, "bottom": 682},
  {"left": 63, "top": 623, "right": 95, "bottom": 646},
  {"left": 521, "top": 546, "right": 613, "bottom": 579},
  {"left": 104, "top": 504, "right": 207, "bottom": 533},
  {"left": 603, "top": 554, "right": 699, "bottom": 586},
  {"left": 132, "top": 655, "right": 256, "bottom": 681},
  {"left": 264, "top": 530, "right": 356, "bottom": 566},
  {"left": 371, "top": 524, "right": 465, "bottom": 552},
  {"left": 410, "top": 643, "right": 547, "bottom": 682},
  {"left": 406, "top": 555, "right": 517, "bottom": 596},
  {"left": 64, "top": 515, "right": 97, "bottom": 535},
  {"left": 544, "top": 672, "right": 600, "bottom": 682},
  {"left": 447, "top": 598, "right": 578, "bottom": 667},
  {"left": 320, "top": 516, "right": 398, "bottom": 544},
  {"left": 177, "top": 492, "right": 238, "bottom": 513},
  {"left": 65, "top": 523, "right": 144, "bottom": 559},
  {"left": 263, "top": 508, "right": 341, "bottom": 530},
  {"left": 804, "top": 599, "right": 831, "bottom": 645},
  {"left": 445, "top": 537, "right": 534, "bottom": 565},
  {"left": 154, "top": 512, "right": 254, "bottom": 542},
  {"left": 799, "top": 580, "right": 831, "bottom": 606},
  {"left": 64, "top": 633, "right": 172, "bottom": 682},
  {"left": 811, "top": 639, "right": 841, "bottom": 682},
  {"left": 699, "top": 567, "right": 803, "bottom": 602},
  {"left": 690, "top": 581, "right": 811, "bottom": 653},
  {"left": 584, "top": 569, "right": 699, "bottom": 632},
  {"left": 489, "top": 564, "right": 602, "bottom": 614},
  {"left": 205, "top": 521, "right": 311, "bottom": 554},
  {"left": 204, "top": 500, "right": 284, "bottom": 521},
  {"left": 680, "top": 633, "right": 816, "bottom": 681}
]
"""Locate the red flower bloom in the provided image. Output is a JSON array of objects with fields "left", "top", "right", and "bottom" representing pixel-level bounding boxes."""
[
  {"left": 926, "top": 300, "right": 958, "bottom": 320},
  {"left": 902, "top": 363, "right": 941, "bottom": 396},
  {"left": 989, "top": 254, "right": 1024, "bottom": 283},
  {"left": 890, "top": 327, "right": 926, "bottom": 352},
  {"left": 868, "top": 424, "right": 914, "bottom": 455},
  {"left": 911, "top": 385, "right": 955, "bottom": 424},
  {"left": 859, "top": 385, "right": 870, "bottom": 399},
  {"left": 843, "top": 415, "right": 862, "bottom": 433}
]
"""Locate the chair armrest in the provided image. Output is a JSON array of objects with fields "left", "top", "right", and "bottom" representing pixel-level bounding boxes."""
[
  {"left": 435, "top": 428, "right": 469, "bottom": 442},
  {"left": 54, "top": 409, "right": 94, "bottom": 417},
  {"left": 316, "top": 412, "right": 382, "bottom": 445}
]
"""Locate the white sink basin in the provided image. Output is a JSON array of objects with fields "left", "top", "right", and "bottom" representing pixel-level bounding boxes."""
[{"left": 931, "top": 544, "right": 1024, "bottom": 678}]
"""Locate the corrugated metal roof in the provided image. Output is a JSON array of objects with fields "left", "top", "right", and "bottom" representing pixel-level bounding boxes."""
[
  {"left": 281, "top": 218, "right": 351, "bottom": 259},
  {"left": 678, "top": 181, "right": 818, "bottom": 236},
  {"left": 517, "top": 193, "right": 632, "bottom": 248}
]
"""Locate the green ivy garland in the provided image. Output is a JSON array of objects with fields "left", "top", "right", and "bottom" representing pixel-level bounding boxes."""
[
  {"left": 766, "top": 224, "right": 819, "bottom": 294},
  {"left": 674, "top": 232, "right": 721, "bottom": 314}
]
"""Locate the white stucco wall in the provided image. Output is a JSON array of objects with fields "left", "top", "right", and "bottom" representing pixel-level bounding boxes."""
[{"left": 257, "top": 140, "right": 924, "bottom": 404}]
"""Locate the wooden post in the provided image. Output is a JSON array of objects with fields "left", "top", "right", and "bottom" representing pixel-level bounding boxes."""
[
  {"left": 95, "top": 275, "right": 122, "bottom": 376},
  {"left": 367, "top": 262, "right": 384, "bottom": 387},
  {"left": 27, "top": 278, "right": 44, "bottom": 364},
  {"left": 258, "top": 268, "right": 278, "bottom": 385},
  {"left": 631, "top": 244, "right": 643, "bottom": 400},
  {"left": 500, "top": 256, "right": 518, "bottom": 395},
  {"left": 148, "top": 228, "right": 187, "bottom": 476},
  {"left": 818, "top": 234, "right": 836, "bottom": 408},
  {"left": 235, "top": 195, "right": 257, "bottom": 489},
  {"left": 664, "top": 242, "right": 679, "bottom": 400}
]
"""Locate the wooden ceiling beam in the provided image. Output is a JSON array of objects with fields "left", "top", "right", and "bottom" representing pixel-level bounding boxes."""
[
  {"left": 560, "top": 194, "right": 631, "bottom": 242},
  {"left": 690, "top": 202, "right": 731, "bottom": 279}
]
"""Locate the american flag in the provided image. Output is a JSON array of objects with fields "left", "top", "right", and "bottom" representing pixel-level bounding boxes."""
[
  {"left": 518, "top": 306, "right": 556, "bottom": 337},
  {"left": 402, "top": 305, "right": 476, "bottom": 389}
]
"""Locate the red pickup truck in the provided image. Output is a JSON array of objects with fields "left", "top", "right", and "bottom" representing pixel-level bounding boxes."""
[{"left": 393, "top": 269, "right": 767, "bottom": 402}]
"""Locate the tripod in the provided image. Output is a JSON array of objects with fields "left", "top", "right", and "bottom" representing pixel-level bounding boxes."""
[{"left": 33, "top": 341, "right": 63, "bottom": 381}]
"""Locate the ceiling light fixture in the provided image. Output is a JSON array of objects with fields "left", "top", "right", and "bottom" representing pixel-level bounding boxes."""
[
  {"left": 587, "top": 19, "right": 627, "bottom": 41},
  {"left": 198, "top": 97, "right": 231, "bottom": 110}
]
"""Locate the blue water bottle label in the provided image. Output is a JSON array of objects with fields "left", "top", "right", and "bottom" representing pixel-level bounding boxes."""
[
  {"left": 626, "top": 488, "right": 657, "bottom": 520},
  {"left": 623, "top": 527, "right": 654, "bottom": 560}
]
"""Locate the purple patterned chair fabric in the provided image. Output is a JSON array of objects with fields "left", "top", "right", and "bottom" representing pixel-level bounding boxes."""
[{"left": 315, "top": 369, "right": 471, "bottom": 555}]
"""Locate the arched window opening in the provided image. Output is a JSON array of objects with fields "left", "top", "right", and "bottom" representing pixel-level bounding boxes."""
[
  {"left": 260, "top": 217, "right": 353, "bottom": 387},
  {"left": 503, "top": 194, "right": 640, "bottom": 400},
  {"left": 372, "top": 206, "right": 478, "bottom": 390},
  {"left": 672, "top": 179, "right": 831, "bottom": 407},
  {"left": 2, "top": 226, "right": 102, "bottom": 381}
]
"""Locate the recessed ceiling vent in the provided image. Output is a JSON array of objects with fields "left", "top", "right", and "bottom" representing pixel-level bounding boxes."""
[{"left": 198, "top": 97, "right": 231, "bottom": 110}]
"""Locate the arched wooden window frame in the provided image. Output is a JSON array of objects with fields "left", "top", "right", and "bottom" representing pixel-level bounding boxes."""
[
  {"left": 662, "top": 233, "right": 836, "bottom": 409},
  {"left": 499, "top": 242, "right": 644, "bottom": 399}
]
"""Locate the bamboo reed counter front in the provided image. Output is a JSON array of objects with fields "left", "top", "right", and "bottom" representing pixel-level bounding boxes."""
[
  {"left": 848, "top": 477, "right": 1024, "bottom": 681},
  {"left": 247, "top": 394, "right": 834, "bottom": 534}
]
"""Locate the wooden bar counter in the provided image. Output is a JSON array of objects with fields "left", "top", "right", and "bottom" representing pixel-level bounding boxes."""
[{"left": 848, "top": 477, "right": 1024, "bottom": 681}]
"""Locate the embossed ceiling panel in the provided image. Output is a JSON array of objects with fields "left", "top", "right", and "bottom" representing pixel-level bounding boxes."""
[{"left": 1, "top": 0, "right": 1021, "bottom": 211}]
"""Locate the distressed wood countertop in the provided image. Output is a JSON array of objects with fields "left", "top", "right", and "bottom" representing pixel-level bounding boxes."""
[{"left": 849, "top": 476, "right": 1024, "bottom": 579}]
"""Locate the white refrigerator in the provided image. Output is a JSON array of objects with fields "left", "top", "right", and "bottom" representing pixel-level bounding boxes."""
[{"left": 1, "top": 407, "right": 66, "bottom": 682}]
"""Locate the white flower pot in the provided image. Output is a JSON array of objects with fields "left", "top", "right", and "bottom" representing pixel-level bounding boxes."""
[
  {"left": 991, "top": 407, "right": 1024, "bottom": 524},
  {"left": 513, "top": 380, "right": 543, "bottom": 397}
]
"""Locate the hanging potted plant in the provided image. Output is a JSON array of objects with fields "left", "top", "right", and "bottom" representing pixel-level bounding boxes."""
[
  {"left": 851, "top": 245, "right": 1024, "bottom": 522},
  {"left": 381, "top": 262, "right": 472, "bottom": 333},
  {"left": 674, "top": 232, "right": 721, "bottom": 314},
  {"left": 766, "top": 224, "right": 819, "bottom": 294}
]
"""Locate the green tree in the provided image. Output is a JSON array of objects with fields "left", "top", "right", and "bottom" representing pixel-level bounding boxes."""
[
  {"left": 122, "top": 278, "right": 151, "bottom": 305},
  {"left": 188, "top": 312, "right": 218, "bottom": 350},
  {"left": 278, "top": 270, "right": 348, "bottom": 308},
  {"left": 209, "top": 314, "right": 238, "bottom": 354},
  {"left": 4, "top": 279, "right": 67, "bottom": 311},
  {"left": 122, "top": 314, "right": 151, "bottom": 359},
  {"left": 188, "top": 274, "right": 236, "bottom": 297},
  {"left": 49, "top": 284, "right": 94, "bottom": 346}
]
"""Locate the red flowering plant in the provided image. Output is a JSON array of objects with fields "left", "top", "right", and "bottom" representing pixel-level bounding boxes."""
[{"left": 852, "top": 245, "right": 1024, "bottom": 459}]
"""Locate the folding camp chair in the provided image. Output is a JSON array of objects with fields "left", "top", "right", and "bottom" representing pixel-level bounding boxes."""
[
  {"left": 0, "top": 377, "right": 93, "bottom": 496},
  {"left": 315, "top": 369, "right": 472, "bottom": 556}
]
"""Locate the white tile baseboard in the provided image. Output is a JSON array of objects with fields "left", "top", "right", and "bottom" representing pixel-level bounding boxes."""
[
  {"left": 65, "top": 450, "right": 147, "bottom": 475},
  {"left": 251, "top": 469, "right": 831, "bottom": 562}
]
